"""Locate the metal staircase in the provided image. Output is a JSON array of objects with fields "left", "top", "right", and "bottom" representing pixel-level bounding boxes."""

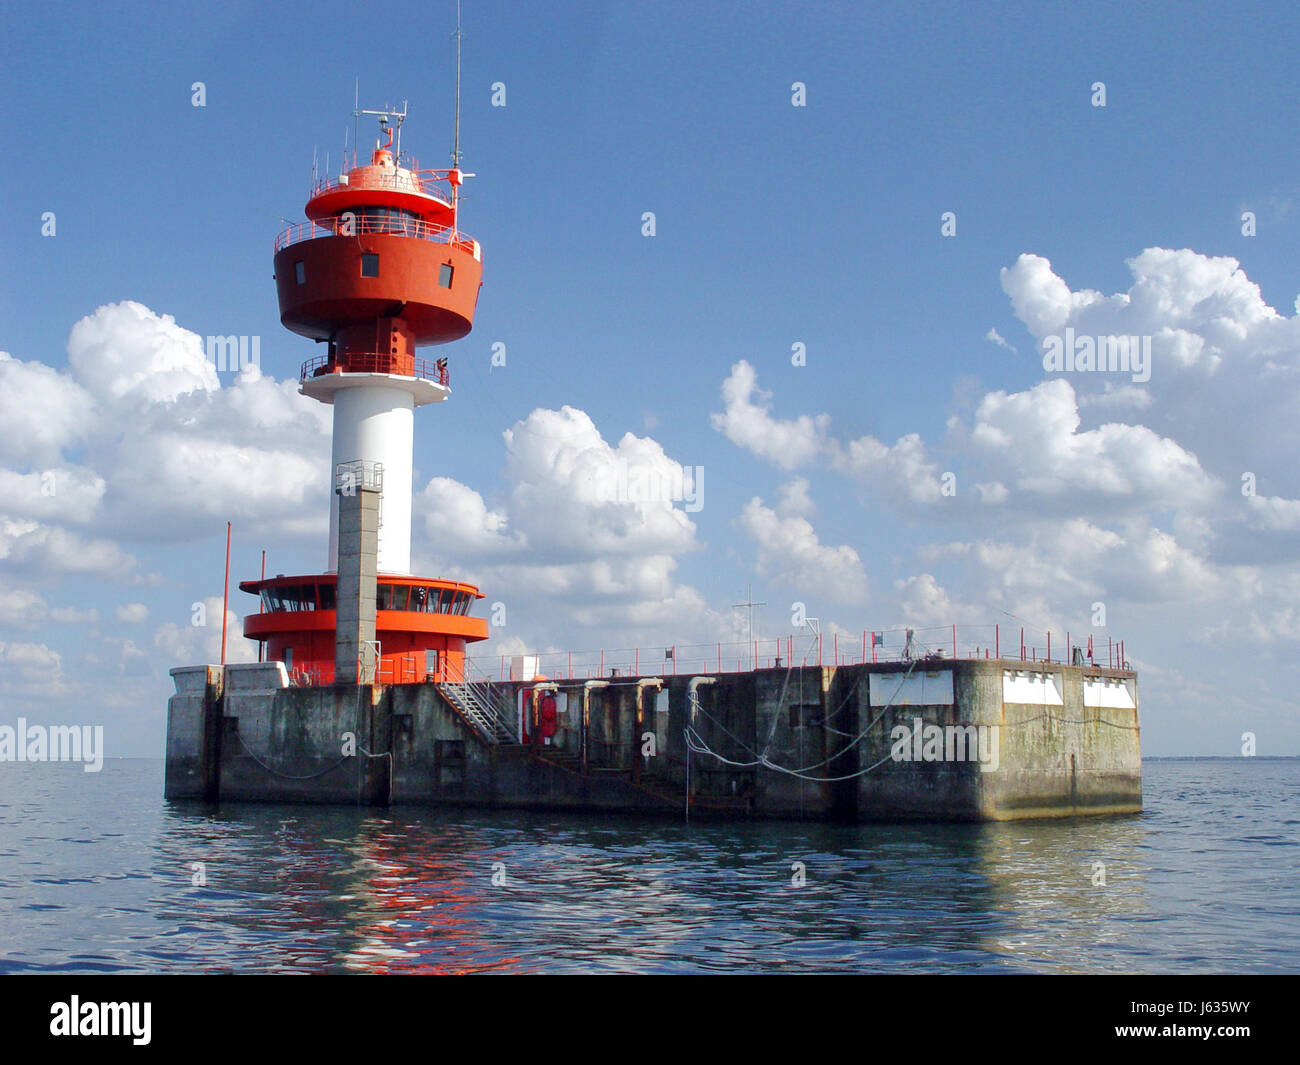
[{"left": 437, "top": 680, "right": 517, "bottom": 744}]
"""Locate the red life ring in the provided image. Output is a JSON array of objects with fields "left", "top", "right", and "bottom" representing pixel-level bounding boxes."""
[{"left": 538, "top": 693, "right": 558, "bottom": 739}]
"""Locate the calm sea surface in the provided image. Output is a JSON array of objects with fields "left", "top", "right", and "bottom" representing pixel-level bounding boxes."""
[{"left": 1, "top": 758, "right": 1296, "bottom": 974}]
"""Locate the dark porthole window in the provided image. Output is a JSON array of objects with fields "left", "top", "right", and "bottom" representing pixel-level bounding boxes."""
[
  {"left": 361, "top": 253, "right": 379, "bottom": 277},
  {"left": 438, "top": 263, "right": 454, "bottom": 288},
  {"left": 294, "top": 261, "right": 306, "bottom": 285}
]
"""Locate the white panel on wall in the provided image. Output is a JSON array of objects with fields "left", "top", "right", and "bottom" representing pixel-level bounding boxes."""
[
  {"left": 1002, "top": 670, "right": 1064, "bottom": 706},
  {"left": 869, "top": 669, "right": 954, "bottom": 707},
  {"left": 509, "top": 656, "right": 538, "bottom": 681},
  {"left": 654, "top": 689, "right": 670, "bottom": 714},
  {"left": 1083, "top": 677, "right": 1137, "bottom": 709}
]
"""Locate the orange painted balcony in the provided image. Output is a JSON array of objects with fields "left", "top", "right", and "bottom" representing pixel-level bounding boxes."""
[
  {"left": 309, "top": 166, "right": 453, "bottom": 199},
  {"left": 303, "top": 164, "right": 458, "bottom": 225},
  {"left": 274, "top": 215, "right": 477, "bottom": 255},
  {"left": 299, "top": 353, "right": 449, "bottom": 386}
]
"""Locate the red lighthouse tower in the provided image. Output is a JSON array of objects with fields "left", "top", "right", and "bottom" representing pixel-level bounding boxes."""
[{"left": 239, "top": 101, "right": 488, "bottom": 685}]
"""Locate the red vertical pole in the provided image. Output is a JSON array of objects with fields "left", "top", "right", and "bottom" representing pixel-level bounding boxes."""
[
  {"left": 1108, "top": 637, "right": 1112, "bottom": 668},
  {"left": 1066, "top": 631, "right": 1070, "bottom": 664},
  {"left": 635, "top": 646, "right": 639, "bottom": 675},
  {"left": 872, "top": 634, "right": 877, "bottom": 664},
  {"left": 220, "top": 521, "right": 231, "bottom": 667},
  {"left": 818, "top": 632, "right": 823, "bottom": 666},
  {"left": 1047, "top": 631, "right": 1051, "bottom": 663},
  {"left": 673, "top": 646, "right": 678, "bottom": 676},
  {"left": 952, "top": 624, "right": 957, "bottom": 659},
  {"left": 834, "top": 633, "right": 838, "bottom": 666},
  {"left": 257, "top": 549, "right": 265, "bottom": 661},
  {"left": 1020, "top": 627, "right": 1024, "bottom": 660},
  {"left": 601, "top": 649, "right": 605, "bottom": 675},
  {"left": 862, "top": 630, "right": 866, "bottom": 664},
  {"left": 568, "top": 650, "right": 572, "bottom": 680}
]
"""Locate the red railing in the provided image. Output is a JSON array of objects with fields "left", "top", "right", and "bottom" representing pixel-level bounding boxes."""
[
  {"left": 309, "top": 167, "right": 455, "bottom": 203},
  {"left": 287, "top": 664, "right": 329, "bottom": 687},
  {"left": 299, "top": 354, "right": 449, "bottom": 386},
  {"left": 274, "top": 215, "right": 478, "bottom": 254},
  {"left": 287, "top": 654, "right": 440, "bottom": 688},
  {"left": 282, "top": 627, "right": 1132, "bottom": 689},
  {"left": 468, "top": 625, "right": 1132, "bottom": 681}
]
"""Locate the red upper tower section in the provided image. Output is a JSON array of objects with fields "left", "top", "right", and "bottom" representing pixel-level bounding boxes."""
[{"left": 273, "top": 122, "right": 483, "bottom": 376}]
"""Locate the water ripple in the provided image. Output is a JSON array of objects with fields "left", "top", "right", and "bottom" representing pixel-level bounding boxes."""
[{"left": 1, "top": 758, "right": 1298, "bottom": 972}]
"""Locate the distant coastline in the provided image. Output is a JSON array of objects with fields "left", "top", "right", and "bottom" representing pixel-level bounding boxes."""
[{"left": 1144, "top": 755, "right": 1300, "bottom": 761}]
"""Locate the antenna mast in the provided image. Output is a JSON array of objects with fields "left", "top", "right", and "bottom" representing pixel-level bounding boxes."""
[{"left": 452, "top": 0, "right": 463, "bottom": 169}]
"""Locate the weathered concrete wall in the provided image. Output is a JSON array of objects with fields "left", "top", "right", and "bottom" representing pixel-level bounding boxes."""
[
  {"left": 851, "top": 660, "right": 1141, "bottom": 820},
  {"left": 219, "top": 665, "right": 379, "bottom": 804},
  {"left": 163, "top": 658, "right": 1141, "bottom": 821},
  {"left": 164, "top": 665, "right": 223, "bottom": 800},
  {"left": 978, "top": 662, "right": 1142, "bottom": 819},
  {"left": 855, "top": 662, "right": 985, "bottom": 821}
]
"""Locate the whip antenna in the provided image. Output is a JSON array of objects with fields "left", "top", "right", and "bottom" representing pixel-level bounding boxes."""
[{"left": 452, "top": 0, "right": 464, "bottom": 169}]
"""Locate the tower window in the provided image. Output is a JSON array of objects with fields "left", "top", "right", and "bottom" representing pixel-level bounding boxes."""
[
  {"left": 438, "top": 263, "right": 454, "bottom": 288},
  {"left": 361, "top": 253, "right": 379, "bottom": 277},
  {"left": 294, "top": 261, "right": 306, "bottom": 285}
]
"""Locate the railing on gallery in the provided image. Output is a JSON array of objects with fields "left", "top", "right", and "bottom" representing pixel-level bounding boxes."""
[
  {"left": 274, "top": 215, "right": 476, "bottom": 254},
  {"left": 300, "top": 354, "right": 449, "bottom": 387},
  {"left": 466, "top": 625, "right": 1131, "bottom": 682}
]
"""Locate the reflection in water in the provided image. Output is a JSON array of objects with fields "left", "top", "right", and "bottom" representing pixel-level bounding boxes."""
[
  {"left": 969, "top": 817, "right": 1151, "bottom": 972},
  {"left": 2, "top": 759, "right": 1297, "bottom": 973},
  {"left": 149, "top": 810, "right": 528, "bottom": 974},
  {"left": 331, "top": 820, "right": 522, "bottom": 974},
  {"left": 148, "top": 804, "right": 1155, "bottom": 973}
]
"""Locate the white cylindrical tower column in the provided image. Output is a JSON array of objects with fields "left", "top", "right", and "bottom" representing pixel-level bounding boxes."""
[
  {"left": 301, "top": 365, "right": 447, "bottom": 574},
  {"left": 327, "top": 385, "right": 415, "bottom": 573}
]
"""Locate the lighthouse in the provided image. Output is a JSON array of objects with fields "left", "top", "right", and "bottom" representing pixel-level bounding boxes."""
[{"left": 238, "top": 102, "right": 489, "bottom": 685}]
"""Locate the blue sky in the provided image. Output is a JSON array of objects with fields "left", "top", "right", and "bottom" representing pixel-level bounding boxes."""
[{"left": 2, "top": 0, "right": 1300, "bottom": 756}]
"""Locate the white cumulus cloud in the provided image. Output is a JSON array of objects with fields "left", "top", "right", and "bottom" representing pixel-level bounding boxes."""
[{"left": 737, "top": 496, "right": 868, "bottom": 605}]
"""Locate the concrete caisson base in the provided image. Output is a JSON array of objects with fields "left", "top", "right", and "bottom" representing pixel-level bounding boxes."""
[{"left": 164, "top": 659, "right": 1141, "bottom": 822}]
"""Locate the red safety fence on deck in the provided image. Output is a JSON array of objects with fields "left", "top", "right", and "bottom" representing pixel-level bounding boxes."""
[
  {"left": 299, "top": 354, "right": 449, "bottom": 386},
  {"left": 274, "top": 216, "right": 478, "bottom": 254},
  {"left": 466, "top": 624, "right": 1132, "bottom": 682}
]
